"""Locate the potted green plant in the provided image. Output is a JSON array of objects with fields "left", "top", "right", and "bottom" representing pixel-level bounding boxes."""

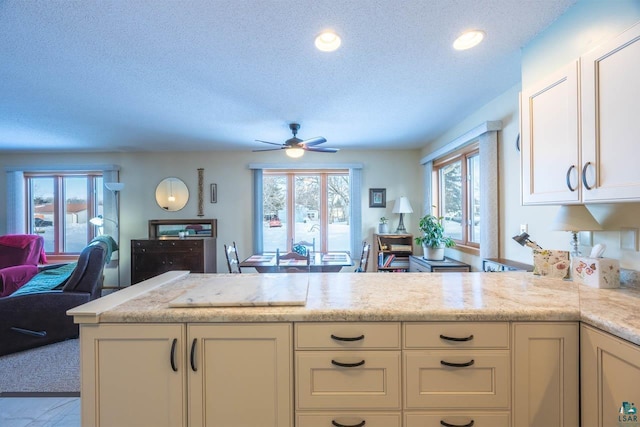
[
  {"left": 414, "top": 214, "right": 455, "bottom": 260},
  {"left": 378, "top": 217, "right": 389, "bottom": 234}
]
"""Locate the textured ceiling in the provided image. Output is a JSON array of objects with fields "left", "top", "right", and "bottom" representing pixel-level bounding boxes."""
[{"left": 0, "top": 0, "right": 576, "bottom": 153}]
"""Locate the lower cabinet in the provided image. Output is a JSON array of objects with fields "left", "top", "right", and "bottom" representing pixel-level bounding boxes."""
[
  {"left": 581, "top": 324, "right": 640, "bottom": 427},
  {"left": 512, "top": 322, "right": 579, "bottom": 427},
  {"left": 80, "top": 323, "right": 292, "bottom": 427},
  {"left": 80, "top": 320, "right": 582, "bottom": 427},
  {"left": 404, "top": 322, "right": 511, "bottom": 426},
  {"left": 295, "top": 322, "right": 403, "bottom": 423},
  {"left": 80, "top": 323, "right": 187, "bottom": 427}
]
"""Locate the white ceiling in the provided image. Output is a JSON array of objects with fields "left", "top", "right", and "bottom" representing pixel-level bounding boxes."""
[{"left": 0, "top": 0, "right": 576, "bottom": 153}]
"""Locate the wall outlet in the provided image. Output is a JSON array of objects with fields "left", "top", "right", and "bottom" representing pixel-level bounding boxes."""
[{"left": 520, "top": 224, "right": 528, "bottom": 234}]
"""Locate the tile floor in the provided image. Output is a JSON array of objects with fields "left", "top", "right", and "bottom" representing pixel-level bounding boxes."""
[{"left": 0, "top": 397, "right": 80, "bottom": 427}]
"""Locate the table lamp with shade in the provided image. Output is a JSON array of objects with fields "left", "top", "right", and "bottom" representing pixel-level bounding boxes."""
[
  {"left": 551, "top": 204, "right": 602, "bottom": 257},
  {"left": 392, "top": 197, "right": 413, "bottom": 234}
]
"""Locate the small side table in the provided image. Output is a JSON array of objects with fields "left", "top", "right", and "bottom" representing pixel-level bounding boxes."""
[{"left": 409, "top": 256, "right": 471, "bottom": 272}]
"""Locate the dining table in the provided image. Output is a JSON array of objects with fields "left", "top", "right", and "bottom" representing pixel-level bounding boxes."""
[{"left": 239, "top": 251, "right": 353, "bottom": 273}]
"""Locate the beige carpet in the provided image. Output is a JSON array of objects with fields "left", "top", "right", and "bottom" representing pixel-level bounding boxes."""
[{"left": 0, "top": 339, "right": 79, "bottom": 395}]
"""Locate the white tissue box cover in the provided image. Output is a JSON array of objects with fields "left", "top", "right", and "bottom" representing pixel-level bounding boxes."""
[{"left": 572, "top": 257, "right": 620, "bottom": 288}]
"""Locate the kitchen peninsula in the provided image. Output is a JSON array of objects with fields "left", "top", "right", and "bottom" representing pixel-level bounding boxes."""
[{"left": 69, "top": 271, "right": 640, "bottom": 427}]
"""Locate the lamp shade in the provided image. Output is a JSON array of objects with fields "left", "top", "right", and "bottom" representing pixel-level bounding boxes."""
[
  {"left": 551, "top": 205, "right": 602, "bottom": 232},
  {"left": 392, "top": 197, "right": 413, "bottom": 214}
]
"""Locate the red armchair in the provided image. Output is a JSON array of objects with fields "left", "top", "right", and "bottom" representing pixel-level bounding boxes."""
[{"left": 0, "top": 235, "right": 46, "bottom": 297}]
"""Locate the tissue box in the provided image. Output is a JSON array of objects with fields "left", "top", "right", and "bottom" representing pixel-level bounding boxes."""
[
  {"left": 572, "top": 257, "right": 620, "bottom": 288},
  {"left": 532, "top": 249, "right": 571, "bottom": 279}
]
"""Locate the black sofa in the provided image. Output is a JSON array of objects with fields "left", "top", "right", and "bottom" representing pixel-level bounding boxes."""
[{"left": 0, "top": 239, "right": 109, "bottom": 356}]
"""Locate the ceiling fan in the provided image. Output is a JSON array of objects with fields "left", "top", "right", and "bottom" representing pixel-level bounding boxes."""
[{"left": 253, "top": 123, "right": 339, "bottom": 158}]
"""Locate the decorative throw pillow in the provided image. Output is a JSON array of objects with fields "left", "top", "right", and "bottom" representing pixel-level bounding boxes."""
[{"left": 292, "top": 244, "right": 307, "bottom": 256}]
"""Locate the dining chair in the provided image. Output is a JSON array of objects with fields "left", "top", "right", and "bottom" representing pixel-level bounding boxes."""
[
  {"left": 224, "top": 241, "right": 241, "bottom": 274},
  {"left": 276, "top": 249, "right": 310, "bottom": 273},
  {"left": 355, "top": 241, "right": 370, "bottom": 272}
]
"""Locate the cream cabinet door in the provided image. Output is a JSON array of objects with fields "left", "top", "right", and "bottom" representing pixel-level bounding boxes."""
[
  {"left": 581, "top": 22, "right": 640, "bottom": 202},
  {"left": 512, "top": 322, "right": 579, "bottom": 427},
  {"left": 581, "top": 324, "right": 640, "bottom": 427},
  {"left": 521, "top": 61, "right": 580, "bottom": 205},
  {"left": 80, "top": 323, "right": 187, "bottom": 427},
  {"left": 188, "top": 323, "right": 292, "bottom": 427}
]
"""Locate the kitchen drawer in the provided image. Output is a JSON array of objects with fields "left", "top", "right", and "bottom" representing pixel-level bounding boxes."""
[
  {"left": 297, "top": 412, "right": 401, "bottom": 427},
  {"left": 404, "top": 322, "right": 509, "bottom": 349},
  {"left": 295, "top": 322, "right": 401, "bottom": 350},
  {"left": 405, "top": 411, "right": 510, "bottom": 427},
  {"left": 296, "top": 350, "right": 401, "bottom": 410},
  {"left": 404, "top": 350, "right": 510, "bottom": 409}
]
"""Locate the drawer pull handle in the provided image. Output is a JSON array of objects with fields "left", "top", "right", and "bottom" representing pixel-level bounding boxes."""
[
  {"left": 330, "top": 334, "right": 365, "bottom": 342},
  {"left": 439, "top": 334, "right": 474, "bottom": 342},
  {"left": 332, "top": 420, "right": 365, "bottom": 427},
  {"left": 440, "top": 420, "right": 474, "bottom": 427},
  {"left": 440, "top": 359, "right": 475, "bottom": 368},
  {"left": 170, "top": 338, "right": 178, "bottom": 372},
  {"left": 190, "top": 338, "right": 198, "bottom": 372},
  {"left": 331, "top": 359, "right": 365, "bottom": 368}
]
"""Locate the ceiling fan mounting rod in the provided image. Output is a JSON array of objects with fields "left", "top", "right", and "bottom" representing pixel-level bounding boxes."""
[{"left": 289, "top": 123, "right": 300, "bottom": 136}]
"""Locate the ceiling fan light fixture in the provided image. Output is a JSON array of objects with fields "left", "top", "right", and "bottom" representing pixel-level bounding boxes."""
[
  {"left": 453, "top": 29, "right": 485, "bottom": 50},
  {"left": 286, "top": 147, "right": 305, "bottom": 158},
  {"left": 315, "top": 31, "right": 341, "bottom": 52}
]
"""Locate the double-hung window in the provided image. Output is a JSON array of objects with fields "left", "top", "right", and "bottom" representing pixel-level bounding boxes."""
[
  {"left": 432, "top": 143, "right": 480, "bottom": 248},
  {"left": 24, "top": 172, "right": 103, "bottom": 255},
  {"left": 262, "top": 169, "right": 351, "bottom": 252}
]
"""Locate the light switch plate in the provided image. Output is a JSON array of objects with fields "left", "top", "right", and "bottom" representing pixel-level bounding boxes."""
[{"left": 620, "top": 227, "right": 639, "bottom": 251}]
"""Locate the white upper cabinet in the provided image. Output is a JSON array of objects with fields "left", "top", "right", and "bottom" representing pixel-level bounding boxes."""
[
  {"left": 521, "top": 61, "right": 581, "bottom": 205},
  {"left": 521, "top": 21, "right": 640, "bottom": 205},
  {"left": 581, "top": 22, "right": 640, "bottom": 202}
]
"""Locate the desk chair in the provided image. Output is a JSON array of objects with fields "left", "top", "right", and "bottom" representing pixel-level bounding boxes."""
[
  {"left": 276, "top": 249, "right": 310, "bottom": 273},
  {"left": 224, "top": 242, "right": 241, "bottom": 274},
  {"left": 355, "top": 241, "right": 370, "bottom": 272}
]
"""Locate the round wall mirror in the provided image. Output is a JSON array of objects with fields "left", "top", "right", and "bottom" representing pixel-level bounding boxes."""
[{"left": 155, "top": 177, "right": 189, "bottom": 211}]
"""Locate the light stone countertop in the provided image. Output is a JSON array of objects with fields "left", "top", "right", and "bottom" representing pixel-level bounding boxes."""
[{"left": 70, "top": 271, "right": 640, "bottom": 346}]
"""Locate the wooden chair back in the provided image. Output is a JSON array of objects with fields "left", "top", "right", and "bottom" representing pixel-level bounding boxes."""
[
  {"left": 276, "top": 249, "right": 310, "bottom": 273},
  {"left": 224, "top": 242, "right": 241, "bottom": 274},
  {"left": 356, "top": 241, "right": 370, "bottom": 272}
]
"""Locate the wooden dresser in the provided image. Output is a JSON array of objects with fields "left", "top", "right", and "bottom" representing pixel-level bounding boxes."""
[
  {"left": 131, "top": 237, "right": 217, "bottom": 284},
  {"left": 131, "top": 218, "right": 217, "bottom": 284}
]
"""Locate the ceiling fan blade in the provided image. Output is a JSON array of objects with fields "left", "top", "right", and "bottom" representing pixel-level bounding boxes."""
[
  {"left": 305, "top": 146, "right": 339, "bottom": 153},
  {"left": 255, "top": 139, "right": 284, "bottom": 146},
  {"left": 301, "top": 136, "right": 326, "bottom": 147},
  {"left": 252, "top": 147, "right": 285, "bottom": 152}
]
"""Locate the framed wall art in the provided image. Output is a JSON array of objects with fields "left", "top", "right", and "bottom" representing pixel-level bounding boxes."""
[
  {"left": 210, "top": 183, "right": 217, "bottom": 203},
  {"left": 369, "top": 188, "right": 386, "bottom": 208}
]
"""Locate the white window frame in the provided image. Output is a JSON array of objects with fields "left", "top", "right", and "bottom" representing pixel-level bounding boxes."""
[{"left": 250, "top": 163, "right": 363, "bottom": 256}]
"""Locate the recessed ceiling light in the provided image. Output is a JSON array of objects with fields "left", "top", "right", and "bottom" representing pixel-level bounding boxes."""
[
  {"left": 453, "top": 30, "right": 485, "bottom": 50},
  {"left": 315, "top": 31, "right": 341, "bottom": 52}
]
